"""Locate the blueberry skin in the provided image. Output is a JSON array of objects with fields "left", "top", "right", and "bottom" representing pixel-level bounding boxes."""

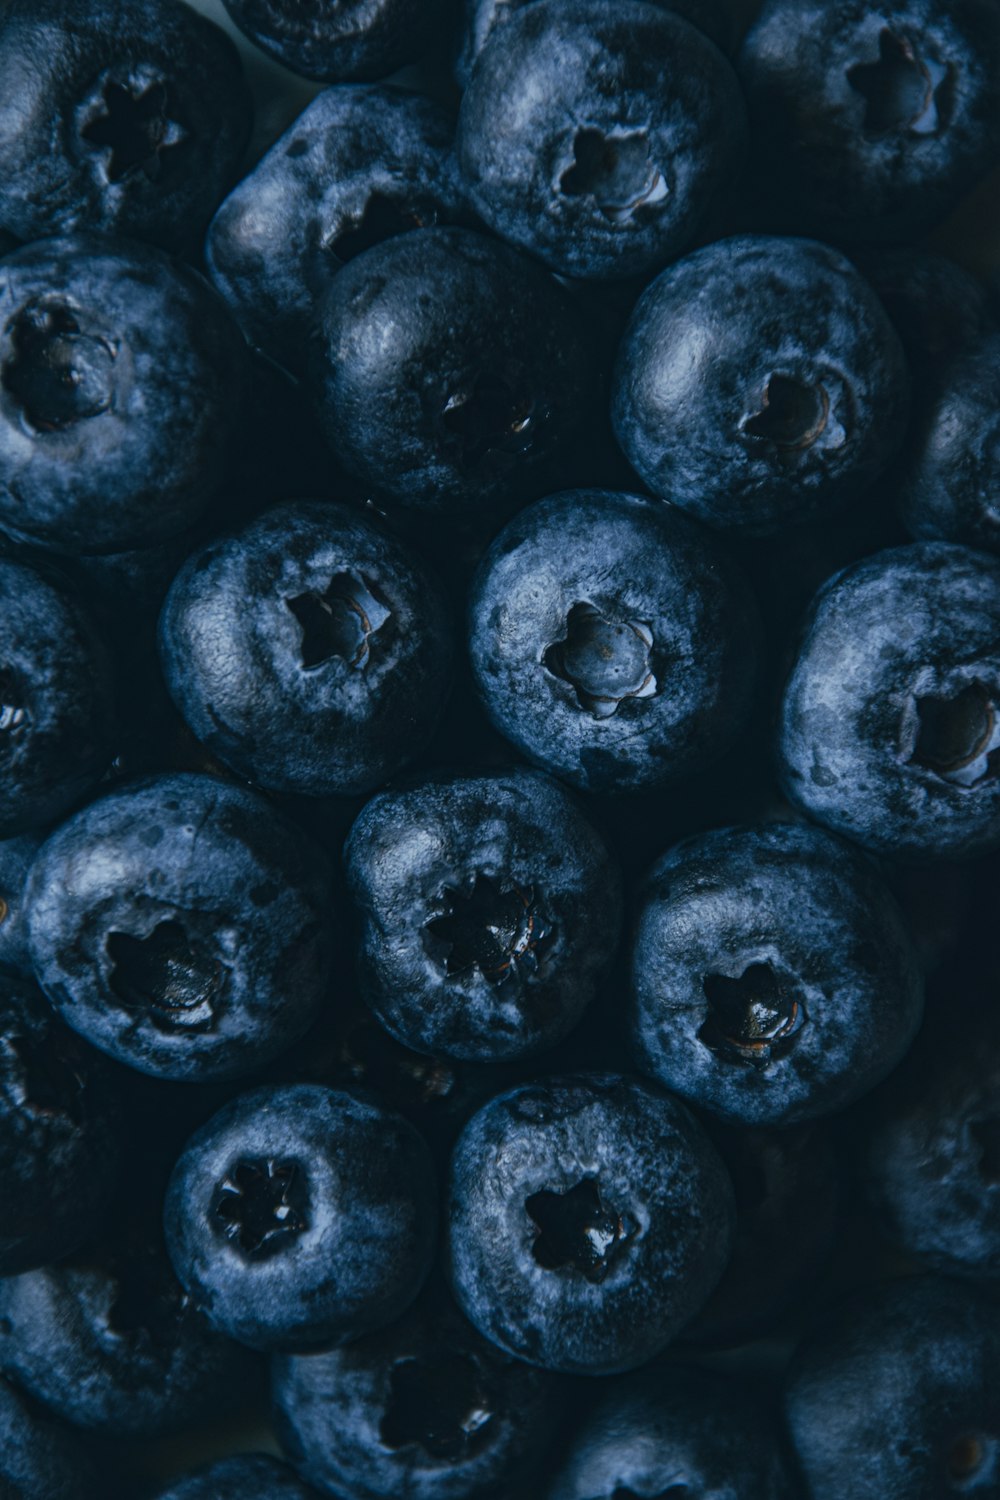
[
  {"left": 737, "top": 0, "right": 1000, "bottom": 243},
  {"left": 273, "top": 1284, "right": 559, "bottom": 1500},
  {"left": 0, "top": 235, "right": 250, "bottom": 556},
  {"left": 630, "top": 822, "right": 924, "bottom": 1126},
  {"left": 164, "top": 1083, "right": 438, "bottom": 1353},
  {"left": 0, "top": 1378, "right": 94, "bottom": 1500},
  {"left": 344, "top": 769, "right": 623, "bottom": 1062},
  {"left": 455, "top": 0, "right": 738, "bottom": 86},
  {"left": 25, "top": 772, "right": 337, "bottom": 1082},
  {"left": 612, "top": 235, "right": 909, "bottom": 537},
  {"left": 864, "top": 1005, "right": 1000, "bottom": 1278},
  {"left": 0, "top": 0, "right": 251, "bottom": 256},
  {"left": 152, "top": 1455, "right": 320, "bottom": 1500},
  {"left": 0, "top": 1227, "right": 256, "bottom": 1439},
  {"left": 308, "top": 227, "right": 599, "bottom": 520},
  {"left": 853, "top": 247, "right": 994, "bottom": 377},
  {"left": 159, "top": 502, "right": 454, "bottom": 799},
  {"left": 456, "top": 0, "right": 746, "bottom": 282},
  {"left": 221, "top": 0, "right": 448, "bottom": 81},
  {"left": 206, "top": 86, "right": 470, "bottom": 373},
  {"left": 547, "top": 1365, "right": 796, "bottom": 1500},
  {"left": 0, "top": 557, "right": 115, "bottom": 836},
  {"left": 468, "top": 490, "right": 760, "bottom": 795},
  {"left": 0, "top": 834, "right": 40, "bottom": 976},
  {"left": 899, "top": 332, "right": 1000, "bottom": 553},
  {"left": 778, "top": 542, "right": 1000, "bottom": 859},
  {"left": 785, "top": 1276, "right": 1000, "bottom": 1499},
  {"left": 0, "top": 977, "right": 123, "bottom": 1276},
  {"left": 447, "top": 1072, "right": 735, "bottom": 1374}
]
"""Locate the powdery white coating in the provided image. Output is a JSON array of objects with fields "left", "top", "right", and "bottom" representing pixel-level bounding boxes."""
[
  {"left": 630, "top": 821, "right": 924, "bottom": 1125},
  {"left": 164, "top": 1084, "right": 438, "bottom": 1352},
  {"left": 779, "top": 542, "right": 1000, "bottom": 858},
  {"left": 785, "top": 1276, "right": 1000, "bottom": 1499},
  {"left": 345, "top": 769, "right": 623, "bottom": 1060},
  {"left": 468, "top": 489, "right": 760, "bottom": 793},
  {"left": 448, "top": 1072, "right": 735, "bottom": 1374}
]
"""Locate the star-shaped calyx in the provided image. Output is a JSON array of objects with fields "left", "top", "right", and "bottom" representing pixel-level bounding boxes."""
[
  {"left": 81, "top": 73, "right": 188, "bottom": 183},
  {"left": 544, "top": 601, "right": 656, "bottom": 718}
]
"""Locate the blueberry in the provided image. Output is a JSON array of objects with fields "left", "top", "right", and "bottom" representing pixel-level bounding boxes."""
[
  {"left": 630, "top": 822, "right": 924, "bottom": 1126},
  {"left": 220, "top": 0, "right": 448, "bottom": 82},
  {"left": 612, "top": 235, "right": 910, "bottom": 536},
  {"left": 307, "top": 227, "right": 599, "bottom": 522},
  {"left": 0, "top": 0, "right": 251, "bottom": 255},
  {"left": 344, "top": 769, "right": 623, "bottom": 1062},
  {"left": 152, "top": 1455, "right": 320, "bottom": 1500},
  {"left": 785, "top": 1276, "right": 1000, "bottom": 1499},
  {"left": 853, "top": 246, "right": 994, "bottom": 376},
  {"left": 0, "top": 556, "right": 115, "bottom": 836},
  {"left": 0, "top": 833, "right": 40, "bottom": 977},
  {"left": 778, "top": 542, "right": 1000, "bottom": 859},
  {"left": 447, "top": 1073, "right": 735, "bottom": 1374},
  {"left": 468, "top": 489, "right": 760, "bottom": 795},
  {"left": 0, "top": 976, "right": 123, "bottom": 1276},
  {"left": 0, "top": 1212, "right": 256, "bottom": 1438},
  {"left": 159, "top": 501, "right": 454, "bottom": 799},
  {"left": 899, "top": 331, "right": 1000, "bottom": 553},
  {"left": 206, "top": 85, "right": 470, "bottom": 373},
  {"left": 864, "top": 1003, "right": 1000, "bottom": 1278},
  {"left": 547, "top": 1365, "right": 796, "bottom": 1500},
  {"left": 456, "top": 0, "right": 746, "bottom": 280},
  {"left": 0, "top": 235, "right": 250, "bottom": 556},
  {"left": 26, "top": 772, "right": 337, "bottom": 1081},
  {"left": 273, "top": 1282, "right": 559, "bottom": 1499},
  {"left": 454, "top": 0, "right": 738, "bottom": 89},
  {"left": 737, "top": 0, "right": 1000, "bottom": 242},
  {"left": 0, "top": 1377, "right": 95, "bottom": 1500},
  {"left": 164, "top": 1083, "right": 438, "bottom": 1352}
]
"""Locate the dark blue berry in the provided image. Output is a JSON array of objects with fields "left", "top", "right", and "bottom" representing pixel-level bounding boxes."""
[
  {"left": 221, "top": 0, "right": 448, "bottom": 82},
  {"left": 152, "top": 1455, "right": 320, "bottom": 1500},
  {"left": 344, "top": 769, "right": 623, "bottom": 1061},
  {"left": 26, "top": 772, "right": 337, "bottom": 1082},
  {"left": 612, "top": 235, "right": 910, "bottom": 536},
  {"left": 468, "top": 489, "right": 760, "bottom": 794},
  {"left": 164, "top": 1083, "right": 438, "bottom": 1353},
  {"left": 448, "top": 1073, "right": 735, "bottom": 1374},
  {"left": 0, "top": 1377, "right": 95, "bottom": 1500},
  {"left": 853, "top": 246, "right": 994, "bottom": 376}
]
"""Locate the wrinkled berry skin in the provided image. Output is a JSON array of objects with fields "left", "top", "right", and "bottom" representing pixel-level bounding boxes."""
[
  {"left": 206, "top": 86, "right": 470, "bottom": 373},
  {"left": 455, "top": 0, "right": 737, "bottom": 86},
  {"left": 0, "top": 978, "right": 123, "bottom": 1276},
  {"left": 221, "top": 0, "right": 448, "bottom": 81},
  {"left": 547, "top": 1365, "right": 796, "bottom": 1500},
  {"left": 779, "top": 543, "right": 1000, "bottom": 859},
  {"left": 612, "top": 236, "right": 910, "bottom": 536},
  {"left": 785, "top": 1276, "right": 1000, "bottom": 1499},
  {"left": 899, "top": 332, "right": 1000, "bottom": 553},
  {"left": 457, "top": 0, "right": 746, "bottom": 281},
  {"left": 468, "top": 490, "right": 760, "bottom": 795},
  {"left": 0, "top": 235, "right": 249, "bottom": 556},
  {"left": 0, "top": 1223, "right": 256, "bottom": 1438},
  {"left": 26, "top": 773, "right": 337, "bottom": 1082},
  {"left": 448, "top": 1073, "right": 735, "bottom": 1374},
  {"left": 865, "top": 1005, "right": 1000, "bottom": 1277},
  {"left": 0, "top": 557, "right": 115, "bottom": 836},
  {"left": 853, "top": 247, "right": 994, "bottom": 377},
  {"left": 153, "top": 1455, "right": 319, "bottom": 1500},
  {"left": 737, "top": 0, "right": 1000, "bottom": 243},
  {"left": 630, "top": 823, "right": 924, "bottom": 1126},
  {"left": 273, "top": 1284, "right": 559, "bottom": 1500},
  {"left": 345, "top": 770, "right": 623, "bottom": 1062},
  {"left": 159, "top": 502, "right": 454, "bottom": 799},
  {"left": 308, "top": 227, "right": 598, "bottom": 521},
  {"left": 0, "top": 0, "right": 251, "bottom": 255},
  {"left": 0, "top": 833, "right": 41, "bottom": 976},
  {"left": 0, "top": 1377, "right": 95, "bottom": 1500},
  {"left": 164, "top": 1084, "right": 438, "bottom": 1353}
]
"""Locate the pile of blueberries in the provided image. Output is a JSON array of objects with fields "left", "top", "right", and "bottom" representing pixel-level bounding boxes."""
[{"left": 3, "top": 0, "right": 1000, "bottom": 1494}]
